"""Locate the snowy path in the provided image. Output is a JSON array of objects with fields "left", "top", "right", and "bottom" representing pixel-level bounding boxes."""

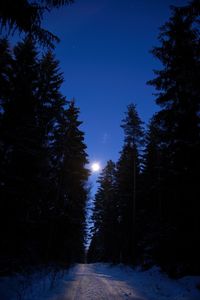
[
  {"left": 50, "top": 263, "right": 200, "bottom": 300},
  {"left": 54, "top": 264, "right": 144, "bottom": 300},
  {"left": 1, "top": 263, "right": 200, "bottom": 299}
]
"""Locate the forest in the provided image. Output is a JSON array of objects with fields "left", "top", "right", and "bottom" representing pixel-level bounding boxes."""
[{"left": 0, "top": 0, "right": 200, "bottom": 281}]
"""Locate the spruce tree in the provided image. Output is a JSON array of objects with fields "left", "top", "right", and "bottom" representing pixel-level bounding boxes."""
[
  {"left": 148, "top": 4, "right": 200, "bottom": 275},
  {"left": 116, "top": 104, "right": 144, "bottom": 264},
  {"left": 52, "top": 100, "right": 89, "bottom": 263},
  {"left": 139, "top": 115, "right": 167, "bottom": 268},
  {"left": 36, "top": 50, "right": 66, "bottom": 219},
  {"left": 0, "top": 39, "right": 90, "bottom": 269},
  {"left": 0, "top": 38, "right": 44, "bottom": 266},
  {"left": 142, "top": 115, "right": 164, "bottom": 216},
  {"left": 0, "top": 0, "right": 74, "bottom": 48},
  {"left": 0, "top": 38, "right": 14, "bottom": 262},
  {"left": 88, "top": 160, "right": 118, "bottom": 262},
  {"left": 32, "top": 50, "right": 68, "bottom": 263}
]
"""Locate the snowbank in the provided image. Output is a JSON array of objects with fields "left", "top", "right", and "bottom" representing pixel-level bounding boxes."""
[
  {"left": 0, "top": 267, "right": 70, "bottom": 300},
  {"left": 92, "top": 263, "right": 200, "bottom": 300},
  {"left": 0, "top": 263, "right": 200, "bottom": 300}
]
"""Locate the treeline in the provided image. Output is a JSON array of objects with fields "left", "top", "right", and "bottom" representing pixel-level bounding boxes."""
[
  {"left": 0, "top": 0, "right": 74, "bottom": 48},
  {"left": 0, "top": 38, "right": 89, "bottom": 273},
  {"left": 88, "top": 1, "right": 200, "bottom": 277}
]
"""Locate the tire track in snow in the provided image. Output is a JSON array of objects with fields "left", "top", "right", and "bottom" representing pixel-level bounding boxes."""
[{"left": 56, "top": 264, "right": 144, "bottom": 300}]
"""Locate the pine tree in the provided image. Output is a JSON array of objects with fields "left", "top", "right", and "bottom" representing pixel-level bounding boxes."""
[
  {"left": 36, "top": 50, "right": 66, "bottom": 218},
  {"left": 0, "top": 38, "right": 13, "bottom": 188},
  {"left": 31, "top": 50, "right": 68, "bottom": 264},
  {"left": 138, "top": 115, "right": 167, "bottom": 268},
  {"left": 0, "top": 0, "right": 74, "bottom": 48},
  {"left": 88, "top": 160, "right": 118, "bottom": 262},
  {"left": 51, "top": 100, "right": 89, "bottom": 263},
  {"left": 0, "top": 38, "right": 90, "bottom": 269},
  {"left": 0, "top": 39, "right": 13, "bottom": 109},
  {"left": 148, "top": 4, "right": 200, "bottom": 275},
  {"left": 116, "top": 104, "right": 144, "bottom": 264},
  {"left": 0, "top": 38, "right": 45, "bottom": 267},
  {"left": 0, "top": 38, "right": 14, "bottom": 262},
  {"left": 142, "top": 115, "right": 163, "bottom": 216}
]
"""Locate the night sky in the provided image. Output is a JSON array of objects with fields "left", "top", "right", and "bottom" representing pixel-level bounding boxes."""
[{"left": 43, "top": 0, "right": 188, "bottom": 190}]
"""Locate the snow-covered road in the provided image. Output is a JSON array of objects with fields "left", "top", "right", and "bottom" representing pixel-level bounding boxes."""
[
  {"left": 1, "top": 263, "right": 200, "bottom": 299},
  {"left": 51, "top": 263, "right": 200, "bottom": 300},
  {"left": 59, "top": 264, "right": 143, "bottom": 300}
]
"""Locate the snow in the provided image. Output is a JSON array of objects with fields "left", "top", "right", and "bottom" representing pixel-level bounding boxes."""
[
  {"left": 0, "top": 267, "right": 69, "bottom": 300},
  {"left": 91, "top": 264, "right": 200, "bottom": 300},
  {"left": 0, "top": 263, "right": 200, "bottom": 300}
]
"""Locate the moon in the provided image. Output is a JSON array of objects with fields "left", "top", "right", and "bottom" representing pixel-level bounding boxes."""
[{"left": 91, "top": 162, "right": 101, "bottom": 172}]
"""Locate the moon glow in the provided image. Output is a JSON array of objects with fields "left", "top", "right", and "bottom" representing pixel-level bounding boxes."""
[{"left": 91, "top": 162, "right": 101, "bottom": 172}]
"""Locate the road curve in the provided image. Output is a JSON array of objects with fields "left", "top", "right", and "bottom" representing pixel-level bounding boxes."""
[{"left": 54, "top": 264, "right": 145, "bottom": 300}]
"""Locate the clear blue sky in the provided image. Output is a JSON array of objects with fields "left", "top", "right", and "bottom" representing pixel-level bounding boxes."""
[{"left": 43, "top": 0, "right": 188, "bottom": 189}]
